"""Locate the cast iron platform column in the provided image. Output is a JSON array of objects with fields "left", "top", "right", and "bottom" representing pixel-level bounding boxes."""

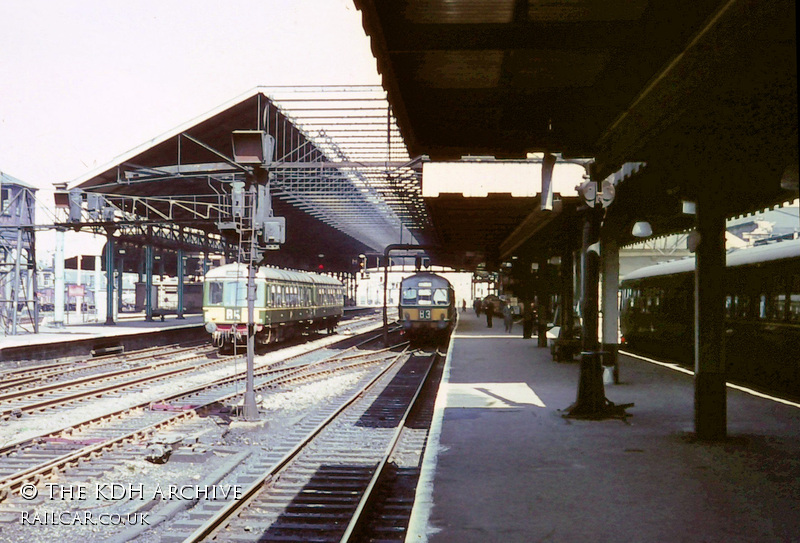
[
  {"left": 565, "top": 204, "right": 606, "bottom": 416},
  {"left": 104, "top": 228, "right": 116, "bottom": 325},
  {"left": 601, "top": 235, "right": 620, "bottom": 383},
  {"left": 145, "top": 238, "right": 154, "bottom": 322},
  {"left": 694, "top": 184, "right": 727, "bottom": 440},
  {"left": 537, "top": 258, "right": 549, "bottom": 347},
  {"left": 176, "top": 245, "right": 185, "bottom": 320}
]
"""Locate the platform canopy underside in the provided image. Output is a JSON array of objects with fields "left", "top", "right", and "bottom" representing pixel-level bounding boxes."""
[{"left": 355, "top": 0, "right": 798, "bottom": 267}]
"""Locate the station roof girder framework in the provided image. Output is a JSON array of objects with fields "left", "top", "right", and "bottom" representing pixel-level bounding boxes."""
[
  {"left": 65, "top": 86, "right": 435, "bottom": 273},
  {"left": 354, "top": 0, "right": 798, "bottom": 264}
]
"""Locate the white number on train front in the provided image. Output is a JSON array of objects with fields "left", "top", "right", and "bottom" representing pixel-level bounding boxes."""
[{"left": 225, "top": 308, "right": 241, "bottom": 321}]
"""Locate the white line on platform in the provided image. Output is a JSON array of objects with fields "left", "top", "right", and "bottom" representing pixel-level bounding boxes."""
[{"left": 620, "top": 349, "right": 800, "bottom": 409}]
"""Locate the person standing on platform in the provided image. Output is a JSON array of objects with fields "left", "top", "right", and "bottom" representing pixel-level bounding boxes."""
[
  {"left": 485, "top": 301, "right": 494, "bottom": 328},
  {"left": 474, "top": 298, "right": 482, "bottom": 317},
  {"left": 522, "top": 301, "right": 534, "bottom": 339},
  {"left": 503, "top": 303, "right": 514, "bottom": 333},
  {"left": 462, "top": 299, "right": 467, "bottom": 313}
]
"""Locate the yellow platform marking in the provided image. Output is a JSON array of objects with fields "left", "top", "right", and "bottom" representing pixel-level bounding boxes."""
[{"left": 445, "top": 382, "right": 546, "bottom": 409}]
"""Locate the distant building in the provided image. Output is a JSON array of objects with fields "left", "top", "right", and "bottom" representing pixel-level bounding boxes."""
[{"left": 0, "top": 171, "right": 38, "bottom": 334}]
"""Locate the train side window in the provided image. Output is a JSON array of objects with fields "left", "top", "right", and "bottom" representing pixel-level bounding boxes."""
[
  {"left": 208, "top": 282, "right": 223, "bottom": 305},
  {"left": 789, "top": 276, "right": 800, "bottom": 322},
  {"left": 789, "top": 294, "right": 800, "bottom": 321},
  {"left": 771, "top": 293, "right": 786, "bottom": 321},
  {"left": 725, "top": 296, "right": 733, "bottom": 319},
  {"left": 768, "top": 277, "right": 786, "bottom": 321},
  {"left": 759, "top": 294, "right": 767, "bottom": 319},
  {"left": 732, "top": 294, "right": 750, "bottom": 319}
]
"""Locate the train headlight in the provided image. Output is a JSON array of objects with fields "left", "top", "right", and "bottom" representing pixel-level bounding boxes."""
[{"left": 205, "top": 322, "right": 217, "bottom": 333}]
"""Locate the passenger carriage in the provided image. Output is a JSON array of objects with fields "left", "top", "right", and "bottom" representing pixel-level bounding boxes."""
[{"left": 203, "top": 263, "right": 344, "bottom": 352}]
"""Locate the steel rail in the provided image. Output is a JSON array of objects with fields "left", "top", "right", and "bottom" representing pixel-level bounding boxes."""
[
  {"left": 339, "top": 351, "right": 438, "bottom": 542},
  {"left": 0, "top": 328, "right": 398, "bottom": 503},
  {"left": 0, "top": 408, "right": 196, "bottom": 502},
  {"left": 0, "top": 348, "right": 226, "bottom": 420},
  {"left": 181, "top": 348, "right": 411, "bottom": 542}
]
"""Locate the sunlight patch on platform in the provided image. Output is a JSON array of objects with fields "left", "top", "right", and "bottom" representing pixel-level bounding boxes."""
[{"left": 445, "top": 382, "right": 546, "bottom": 409}]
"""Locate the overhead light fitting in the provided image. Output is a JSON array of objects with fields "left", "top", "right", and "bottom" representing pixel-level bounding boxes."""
[{"left": 631, "top": 221, "right": 653, "bottom": 238}]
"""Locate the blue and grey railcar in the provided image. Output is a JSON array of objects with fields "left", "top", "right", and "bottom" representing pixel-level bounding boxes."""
[
  {"left": 398, "top": 272, "right": 456, "bottom": 341},
  {"left": 203, "top": 264, "right": 344, "bottom": 352},
  {"left": 620, "top": 238, "right": 800, "bottom": 398}
]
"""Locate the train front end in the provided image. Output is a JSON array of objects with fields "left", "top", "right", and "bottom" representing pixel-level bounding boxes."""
[
  {"left": 202, "top": 264, "right": 265, "bottom": 351},
  {"left": 398, "top": 273, "right": 455, "bottom": 340}
]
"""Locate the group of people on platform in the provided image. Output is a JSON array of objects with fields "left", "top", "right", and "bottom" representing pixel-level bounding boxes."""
[{"left": 470, "top": 296, "right": 537, "bottom": 337}]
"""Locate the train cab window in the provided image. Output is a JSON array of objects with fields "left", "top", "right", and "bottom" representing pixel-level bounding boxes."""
[
  {"left": 433, "top": 288, "right": 449, "bottom": 305},
  {"left": 221, "top": 281, "right": 247, "bottom": 306},
  {"left": 208, "top": 282, "right": 223, "bottom": 305},
  {"left": 402, "top": 288, "right": 417, "bottom": 304}
]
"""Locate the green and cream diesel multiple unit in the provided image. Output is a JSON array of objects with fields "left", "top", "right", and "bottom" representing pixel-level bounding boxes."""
[
  {"left": 203, "top": 263, "right": 344, "bottom": 352},
  {"left": 398, "top": 272, "right": 456, "bottom": 341}
]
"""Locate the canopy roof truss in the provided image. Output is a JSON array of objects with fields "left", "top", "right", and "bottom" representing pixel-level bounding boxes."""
[{"left": 66, "top": 87, "right": 434, "bottom": 271}]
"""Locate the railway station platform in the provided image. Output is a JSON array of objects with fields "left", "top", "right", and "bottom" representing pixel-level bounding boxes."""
[
  {"left": 0, "top": 306, "right": 376, "bottom": 363},
  {"left": 407, "top": 311, "right": 800, "bottom": 543},
  {"left": 0, "top": 314, "right": 206, "bottom": 363}
]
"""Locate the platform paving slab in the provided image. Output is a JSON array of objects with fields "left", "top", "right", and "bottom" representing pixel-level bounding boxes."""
[{"left": 407, "top": 311, "right": 800, "bottom": 543}]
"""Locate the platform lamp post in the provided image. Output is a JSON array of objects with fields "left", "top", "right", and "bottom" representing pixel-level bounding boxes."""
[
  {"left": 565, "top": 168, "right": 631, "bottom": 419},
  {"left": 231, "top": 130, "right": 283, "bottom": 421}
]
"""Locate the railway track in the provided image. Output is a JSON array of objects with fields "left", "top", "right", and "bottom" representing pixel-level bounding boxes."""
[
  {"left": 0, "top": 314, "right": 437, "bottom": 542},
  {"left": 0, "top": 345, "right": 225, "bottom": 421},
  {"left": 0, "top": 343, "right": 207, "bottom": 395},
  {"left": 180, "top": 350, "right": 440, "bottom": 543},
  {"left": 0, "top": 328, "right": 403, "bottom": 504}
]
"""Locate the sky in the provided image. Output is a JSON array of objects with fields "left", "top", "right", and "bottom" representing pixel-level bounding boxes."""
[{"left": 0, "top": 0, "right": 382, "bottom": 190}]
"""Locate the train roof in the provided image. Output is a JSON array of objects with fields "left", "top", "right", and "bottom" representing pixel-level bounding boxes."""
[
  {"left": 399, "top": 272, "right": 452, "bottom": 287},
  {"left": 204, "top": 263, "right": 342, "bottom": 286},
  {"left": 622, "top": 238, "right": 800, "bottom": 283}
]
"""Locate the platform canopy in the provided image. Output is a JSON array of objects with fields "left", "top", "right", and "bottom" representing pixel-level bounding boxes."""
[
  {"left": 66, "top": 86, "right": 435, "bottom": 272},
  {"left": 354, "top": 0, "right": 798, "bottom": 266}
]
